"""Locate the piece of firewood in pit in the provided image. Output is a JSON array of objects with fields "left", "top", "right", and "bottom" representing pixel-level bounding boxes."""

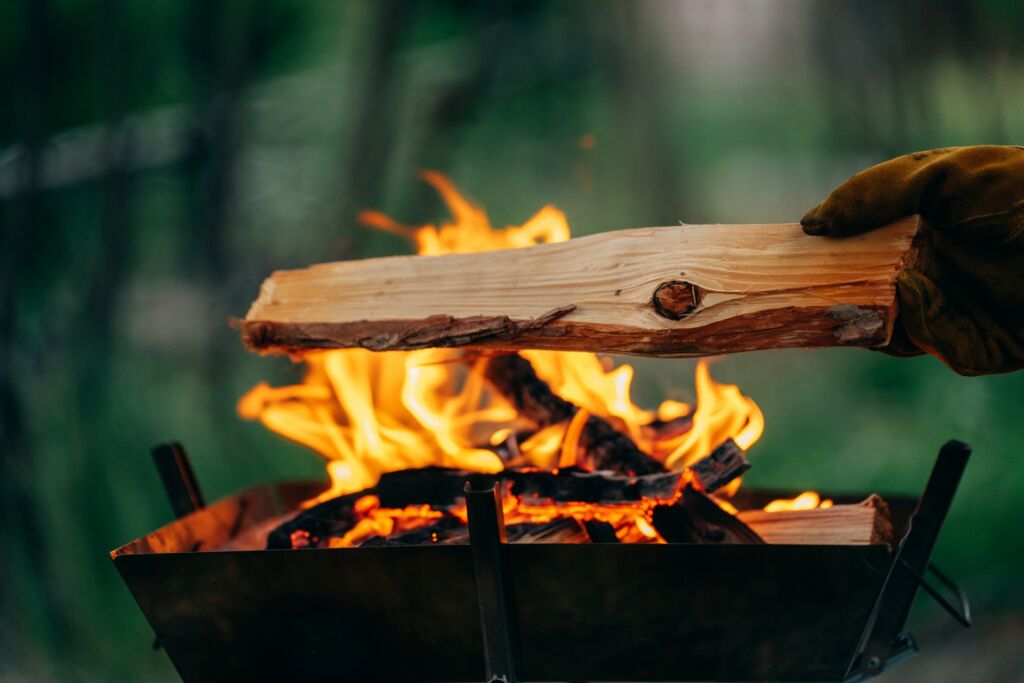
[
  {"left": 241, "top": 217, "right": 924, "bottom": 357},
  {"left": 360, "top": 516, "right": 468, "bottom": 547},
  {"left": 432, "top": 517, "right": 592, "bottom": 545},
  {"left": 508, "top": 517, "right": 591, "bottom": 544},
  {"left": 265, "top": 490, "right": 366, "bottom": 549},
  {"left": 652, "top": 485, "right": 764, "bottom": 544},
  {"left": 374, "top": 466, "right": 682, "bottom": 509},
  {"left": 583, "top": 520, "right": 620, "bottom": 543},
  {"left": 738, "top": 494, "right": 894, "bottom": 546},
  {"left": 687, "top": 438, "right": 750, "bottom": 493},
  {"left": 485, "top": 353, "right": 665, "bottom": 476}
]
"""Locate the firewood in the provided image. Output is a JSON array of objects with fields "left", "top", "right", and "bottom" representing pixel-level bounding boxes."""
[
  {"left": 583, "top": 520, "right": 620, "bottom": 543},
  {"left": 373, "top": 466, "right": 682, "bottom": 509},
  {"left": 687, "top": 438, "right": 749, "bottom": 493},
  {"left": 652, "top": 485, "right": 764, "bottom": 544},
  {"left": 738, "top": 495, "right": 894, "bottom": 546},
  {"left": 485, "top": 353, "right": 665, "bottom": 476},
  {"left": 242, "top": 217, "right": 924, "bottom": 357},
  {"left": 265, "top": 490, "right": 365, "bottom": 550},
  {"left": 508, "top": 518, "right": 590, "bottom": 544},
  {"left": 360, "top": 516, "right": 467, "bottom": 547}
]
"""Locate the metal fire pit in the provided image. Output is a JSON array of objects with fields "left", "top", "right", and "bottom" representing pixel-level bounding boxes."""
[{"left": 112, "top": 441, "right": 971, "bottom": 683}]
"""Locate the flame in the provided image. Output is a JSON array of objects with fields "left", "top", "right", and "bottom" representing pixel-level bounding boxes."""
[
  {"left": 239, "top": 173, "right": 771, "bottom": 540},
  {"left": 763, "top": 491, "right": 834, "bottom": 512}
]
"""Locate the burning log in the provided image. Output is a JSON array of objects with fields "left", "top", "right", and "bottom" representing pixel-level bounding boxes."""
[
  {"left": 363, "top": 517, "right": 591, "bottom": 547},
  {"left": 360, "top": 515, "right": 467, "bottom": 547},
  {"left": 687, "top": 438, "right": 749, "bottom": 493},
  {"left": 652, "top": 485, "right": 764, "bottom": 544},
  {"left": 241, "top": 217, "right": 924, "bottom": 357},
  {"left": 739, "top": 495, "right": 894, "bottom": 546},
  {"left": 374, "top": 466, "right": 682, "bottom": 509},
  {"left": 507, "top": 518, "right": 590, "bottom": 544},
  {"left": 265, "top": 490, "right": 365, "bottom": 550},
  {"left": 583, "top": 520, "right": 620, "bottom": 543},
  {"left": 484, "top": 354, "right": 751, "bottom": 490},
  {"left": 484, "top": 353, "right": 665, "bottom": 476}
]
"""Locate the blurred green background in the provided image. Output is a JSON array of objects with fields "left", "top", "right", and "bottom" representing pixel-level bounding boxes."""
[{"left": 2, "top": 1, "right": 1023, "bottom": 680}]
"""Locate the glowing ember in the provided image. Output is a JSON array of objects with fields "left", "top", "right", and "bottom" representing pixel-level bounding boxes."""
[{"left": 239, "top": 172, "right": 782, "bottom": 545}]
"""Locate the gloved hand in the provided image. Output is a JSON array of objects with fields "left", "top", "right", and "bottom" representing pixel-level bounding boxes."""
[{"left": 801, "top": 145, "right": 1024, "bottom": 375}]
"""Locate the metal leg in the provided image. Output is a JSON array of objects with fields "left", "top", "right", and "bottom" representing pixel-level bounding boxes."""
[
  {"left": 151, "top": 442, "right": 205, "bottom": 518},
  {"left": 465, "top": 481, "right": 521, "bottom": 683},
  {"left": 847, "top": 440, "right": 972, "bottom": 679}
]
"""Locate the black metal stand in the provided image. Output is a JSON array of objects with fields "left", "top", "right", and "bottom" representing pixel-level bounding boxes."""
[
  {"left": 147, "top": 441, "right": 972, "bottom": 683},
  {"left": 465, "top": 481, "right": 521, "bottom": 683},
  {"left": 151, "top": 442, "right": 205, "bottom": 518},
  {"left": 845, "top": 439, "right": 973, "bottom": 680}
]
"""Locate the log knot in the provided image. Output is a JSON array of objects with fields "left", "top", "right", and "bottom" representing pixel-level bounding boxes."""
[
  {"left": 651, "top": 280, "right": 703, "bottom": 320},
  {"left": 828, "top": 304, "right": 886, "bottom": 345}
]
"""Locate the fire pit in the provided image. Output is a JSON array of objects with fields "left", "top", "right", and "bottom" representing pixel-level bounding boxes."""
[
  {"left": 113, "top": 441, "right": 969, "bottom": 682},
  {"left": 112, "top": 176, "right": 972, "bottom": 682}
]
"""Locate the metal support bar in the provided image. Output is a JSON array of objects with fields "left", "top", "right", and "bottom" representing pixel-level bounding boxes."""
[
  {"left": 151, "top": 442, "right": 205, "bottom": 519},
  {"left": 465, "top": 481, "right": 521, "bottom": 683},
  {"left": 847, "top": 440, "right": 971, "bottom": 679}
]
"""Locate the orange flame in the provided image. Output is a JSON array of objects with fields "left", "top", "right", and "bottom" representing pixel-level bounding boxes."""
[{"left": 239, "top": 173, "right": 768, "bottom": 538}]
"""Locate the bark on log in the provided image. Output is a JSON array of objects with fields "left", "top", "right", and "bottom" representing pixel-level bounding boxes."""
[
  {"left": 484, "top": 353, "right": 666, "bottom": 476},
  {"left": 241, "top": 217, "right": 924, "bottom": 357}
]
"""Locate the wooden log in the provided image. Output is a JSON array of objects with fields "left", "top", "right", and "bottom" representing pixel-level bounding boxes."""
[
  {"left": 485, "top": 353, "right": 666, "bottom": 476},
  {"left": 508, "top": 518, "right": 590, "bottom": 544},
  {"left": 583, "top": 520, "right": 620, "bottom": 543},
  {"left": 652, "top": 485, "right": 764, "bottom": 544},
  {"left": 241, "top": 217, "right": 924, "bottom": 357},
  {"left": 364, "top": 517, "right": 590, "bottom": 547},
  {"left": 360, "top": 516, "right": 467, "bottom": 547},
  {"left": 374, "top": 465, "right": 682, "bottom": 508},
  {"left": 738, "top": 495, "right": 893, "bottom": 546},
  {"left": 265, "top": 490, "right": 366, "bottom": 550},
  {"left": 687, "top": 438, "right": 749, "bottom": 494}
]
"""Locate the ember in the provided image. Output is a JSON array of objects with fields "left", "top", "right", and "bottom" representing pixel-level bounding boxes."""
[{"left": 235, "top": 174, "right": 879, "bottom": 550}]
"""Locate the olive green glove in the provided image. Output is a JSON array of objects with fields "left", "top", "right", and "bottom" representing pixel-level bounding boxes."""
[{"left": 801, "top": 145, "right": 1024, "bottom": 376}]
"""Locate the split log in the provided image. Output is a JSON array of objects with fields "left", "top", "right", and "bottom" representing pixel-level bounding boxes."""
[
  {"left": 485, "top": 353, "right": 665, "bottom": 476},
  {"left": 738, "top": 495, "right": 893, "bottom": 546},
  {"left": 241, "top": 217, "right": 924, "bottom": 357},
  {"left": 652, "top": 485, "right": 764, "bottom": 544}
]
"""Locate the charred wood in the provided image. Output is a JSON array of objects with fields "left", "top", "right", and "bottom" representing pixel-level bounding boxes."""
[
  {"left": 360, "top": 516, "right": 467, "bottom": 547},
  {"left": 375, "top": 466, "right": 681, "bottom": 509},
  {"left": 687, "top": 439, "right": 750, "bottom": 494},
  {"left": 507, "top": 517, "right": 589, "bottom": 544},
  {"left": 652, "top": 485, "right": 764, "bottom": 545},
  {"left": 265, "top": 490, "right": 366, "bottom": 550},
  {"left": 583, "top": 520, "right": 620, "bottom": 543},
  {"left": 485, "top": 353, "right": 665, "bottom": 476}
]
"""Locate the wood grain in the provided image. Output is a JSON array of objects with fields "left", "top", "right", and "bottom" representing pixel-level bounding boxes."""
[
  {"left": 739, "top": 495, "right": 893, "bottom": 546},
  {"left": 242, "top": 217, "right": 924, "bottom": 357}
]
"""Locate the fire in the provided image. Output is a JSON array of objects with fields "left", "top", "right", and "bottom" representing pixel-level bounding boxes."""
[
  {"left": 239, "top": 172, "right": 770, "bottom": 543},
  {"left": 763, "top": 491, "right": 834, "bottom": 512}
]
